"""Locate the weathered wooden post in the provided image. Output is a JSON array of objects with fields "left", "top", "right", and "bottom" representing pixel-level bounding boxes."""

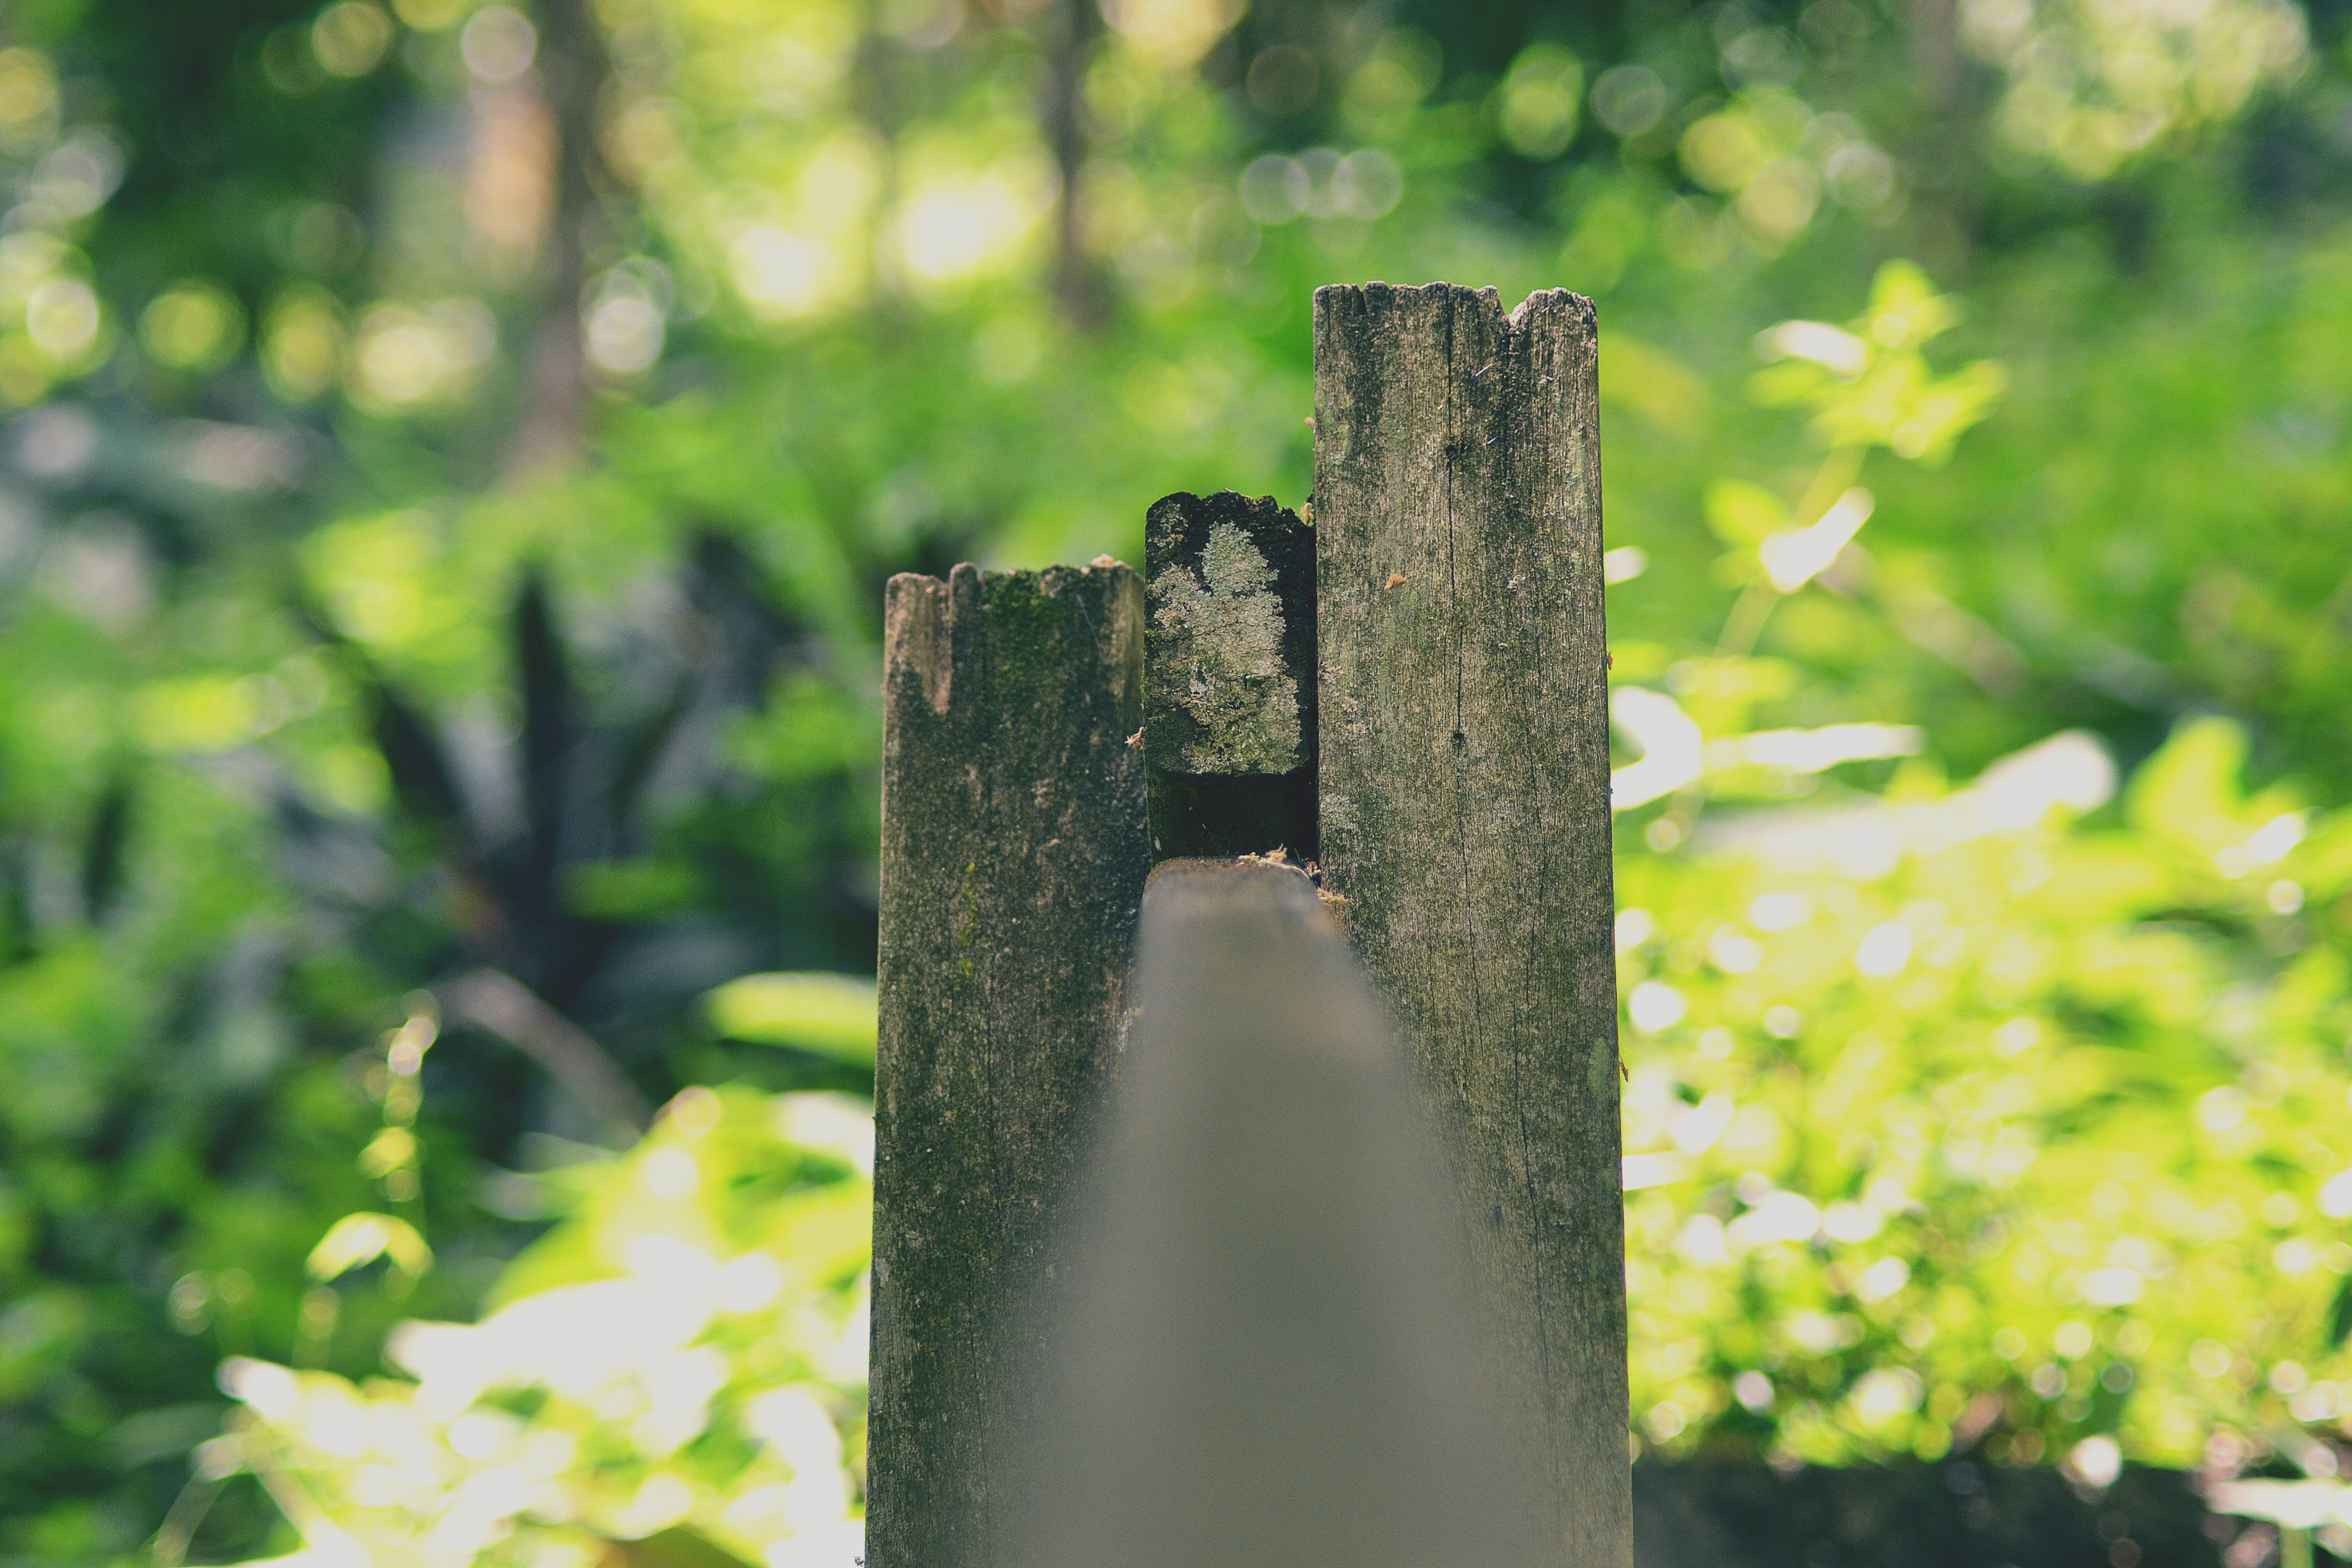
[
  {"left": 867, "top": 563, "right": 1149, "bottom": 1568},
  {"left": 1314, "top": 283, "right": 1629, "bottom": 1564}
]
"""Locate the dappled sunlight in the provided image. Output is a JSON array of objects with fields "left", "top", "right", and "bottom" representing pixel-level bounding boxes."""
[
  {"left": 209, "top": 1087, "right": 873, "bottom": 1568},
  {"left": 1963, "top": 0, "right": 2308, "bottom": 179},
  {"left": 892, "top": 155, "right": 1059, "bottom": 292},
  {"left": 349, "top": 301, "right": 499, "bottom": 411},
  {"left": 1098, "top": 0, "right": 1245, "bottom": 69}
]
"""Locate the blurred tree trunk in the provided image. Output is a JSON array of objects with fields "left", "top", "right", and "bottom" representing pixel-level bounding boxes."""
[
  {"left": 1908, "top": 0, "right": 1966, "bottom": 115},
  {"left": 507, "top": 0, "right": 617, "bottom": 475},
  {"left": 1904, "top": 0, "right": 1986, "bottom": 270},
  {"left": 1043, "top": 0, "right": 1107, "bottom": 331},
  {"left": 853, "top": 4, "right": 905, "bottom": 318}
]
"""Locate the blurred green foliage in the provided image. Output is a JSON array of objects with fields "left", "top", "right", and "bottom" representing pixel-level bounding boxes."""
[
  {"left": 1620, "top": 714, "right": 2352, "bottom": 1473},
  {"left": 0, "top": 0, "right": 2348, "bottom": 1559}
]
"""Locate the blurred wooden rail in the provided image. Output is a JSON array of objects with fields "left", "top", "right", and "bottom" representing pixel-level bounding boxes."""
[
  {"left": 1010, "top": 854, "right": 1557, "bottom": 1568},
  {"left": 866, "top": 282, "right": 1626, "bottom": 1568}
]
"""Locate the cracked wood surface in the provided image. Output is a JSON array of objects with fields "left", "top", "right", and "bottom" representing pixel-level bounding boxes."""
[
  {"left": 1314, "top": 282, "right": 1629, "bottom": 1567},
  {"left": 868, "top": 561, "right": 1150, "bottom": 1568}
]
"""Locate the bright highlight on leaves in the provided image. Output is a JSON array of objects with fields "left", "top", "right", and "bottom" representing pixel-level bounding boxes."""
[
  {"left": 216, "top": 1087, "right": 873, "bottom": 1567},
  {"left": 1098, "top": 0, "right": 1245, "bottom": 69},
  {"left": 1495, "top": 45, "right": 1583, "bottom": 160},
  {"left": 1962, "top": 0, "right": 2306, "bottom": 180},
  {"left": 140, "top": 280, "right": 245, "bottom": 372},
  {"left": 307, "top": 1212, "right": 433, "bottom": 1282},
  {"left": 1622, "top": 714, "right": 2352, "bottom": 1468},
  {"left": 1603, "top": 546, "right": 1649, "bottom": 584},
  {"left": 1759, "top": 488, "right": 1874, "bottom": 592},
  {"left": 1611, "top": 686, "right": 1704, "bottom": 810}
]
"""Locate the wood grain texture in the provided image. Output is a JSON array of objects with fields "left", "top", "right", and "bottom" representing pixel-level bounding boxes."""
[
  {"left": 1312, "top": 282, "right": 1629, "bottom": 1566},
  {"left": 868, "top": 561, "right": 1150, "bottom": 1568},
  {"left": 1143, "top": 490, "right": 1317, "bottom": 860}
]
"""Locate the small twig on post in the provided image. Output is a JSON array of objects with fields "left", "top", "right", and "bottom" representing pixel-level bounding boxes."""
[
  {"left": 1314, "top": 283, "right": 1629, "bottom": 1566},
  {"left": 868, "top": 561, "right": 1150, "bottom": 1568},
  {"left": 1142, "top": 490, "right": 1317, "bottom": 861}
]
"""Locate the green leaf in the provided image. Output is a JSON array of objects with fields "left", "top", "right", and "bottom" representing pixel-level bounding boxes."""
[
  {"left": 563, "top": 858, "right": 705, "bottom": 921},
  {"left": 1861, "top": 259, "right": 1959, "bottom": 349},
  {"left": 2290, "top": 814, "right": 2352, "bottom": 899},
  {"left": 707, "top": 972, "right": 878, "bottom": 1062},
  {"left": 2330, "top": 1276, "right": 2352, "bottom": 1350},
  {"left": 1746, "top": 359, "right": 1830, "bottom": 409},
  {"left": 306, "top": 1212, "right": 431, "bottom": 1282},
  {"left": 2124, "top": 716, "right": 2248, "bottom": 851}
]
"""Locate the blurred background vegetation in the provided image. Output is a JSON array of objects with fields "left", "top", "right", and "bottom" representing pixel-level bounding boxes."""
[{"left": 2, "top": 0, "right": 2352, "bottom": 1560}]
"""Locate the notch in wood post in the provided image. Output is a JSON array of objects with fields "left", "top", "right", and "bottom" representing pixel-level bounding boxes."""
[{"left": 1141, "top": 490, "right": 1317, "bottom": 863}]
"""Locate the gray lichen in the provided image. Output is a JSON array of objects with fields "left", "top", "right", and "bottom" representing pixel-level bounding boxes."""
[{"left": 1147, "top": 522, "right": 1301, "bottom": 774}]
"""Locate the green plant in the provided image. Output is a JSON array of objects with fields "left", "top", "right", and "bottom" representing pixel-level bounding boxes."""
[{"left": 183, "top": 1083, "right": 873, "bottom": 1568}]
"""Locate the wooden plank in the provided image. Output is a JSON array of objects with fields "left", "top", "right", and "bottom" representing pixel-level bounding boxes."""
[
  {"left": 1141, "top": 490, "right": 1317, "bottom": 861},
  {"left": 1011, "top": 857, "right": 1545, "bottom": 1568},
  {"left": 1312, "top": 282, "right": 1629, "bottom": 1566},
  {"left": 868, "top": 561, "right": 1150, "bottom": 1568}
]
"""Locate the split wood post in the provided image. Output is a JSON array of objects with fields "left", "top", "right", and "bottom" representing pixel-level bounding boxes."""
[
  {"left": 867, "top": 562, "right": 1150, "bottom": 1568},
  {"left": 1313, "top": 283, "right": 1629, "bottom": 1566}
]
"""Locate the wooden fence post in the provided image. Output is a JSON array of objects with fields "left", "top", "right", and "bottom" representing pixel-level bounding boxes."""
[
  {"left": 1312, "top": 283, "right": 1630, "bottom": 1566},
  {"left": 868, "top": 562, "right": 1150, "bottom": 1568}
]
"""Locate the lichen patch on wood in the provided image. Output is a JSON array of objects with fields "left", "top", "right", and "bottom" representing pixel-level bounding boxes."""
[
  {"left": 1148, "top": 522, "right": 1300, "bottom": 774},
  {"left": 1140, "top": 491, "right": 1318, "bottom": 861}
]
